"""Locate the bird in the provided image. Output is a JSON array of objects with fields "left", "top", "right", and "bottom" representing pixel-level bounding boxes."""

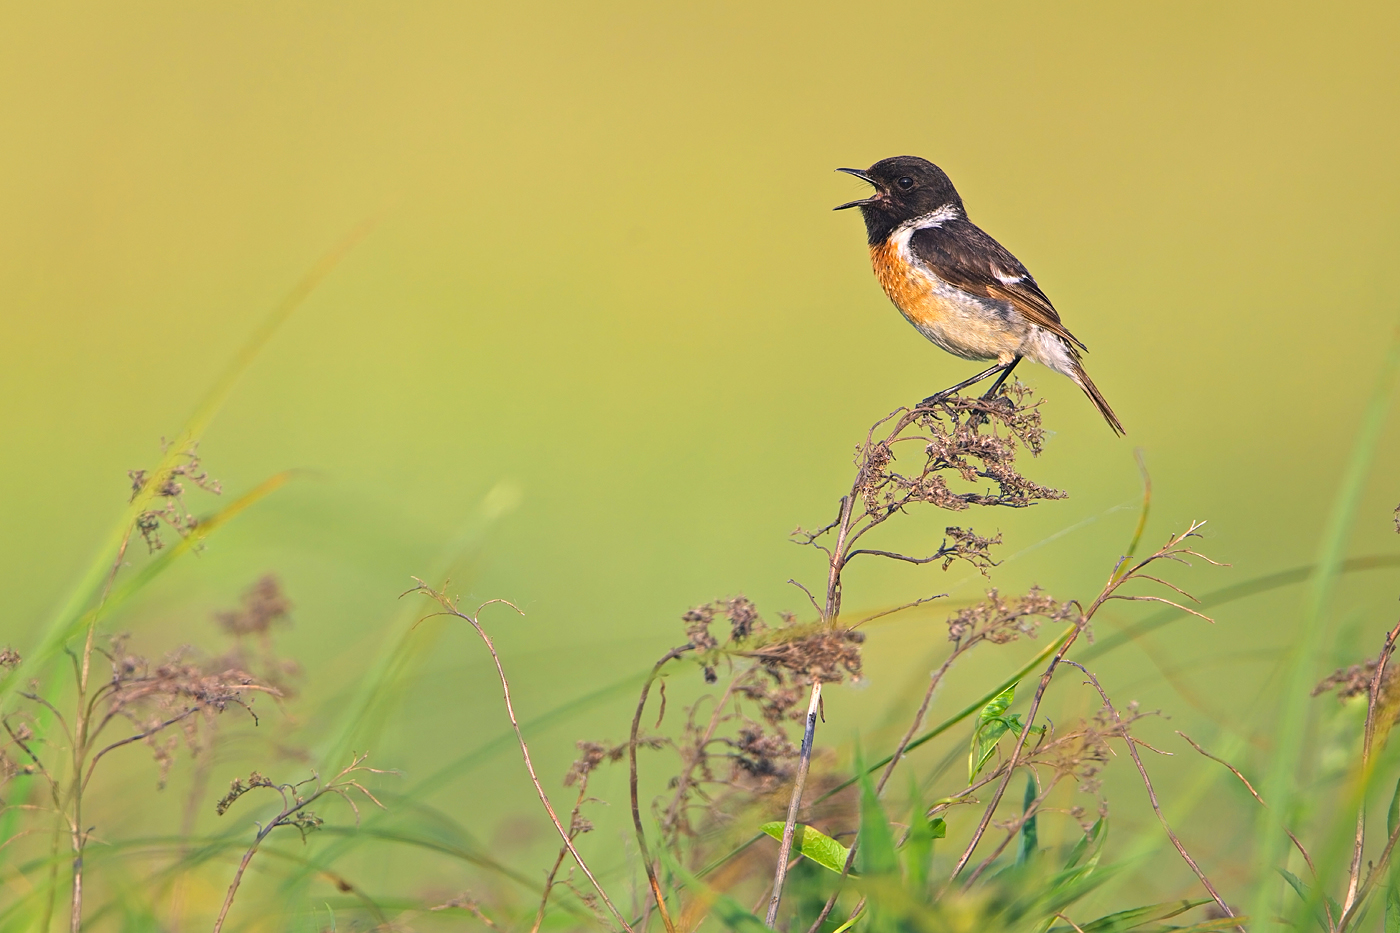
[{"left": 834, "top": 155, "right": 1123, "bottom": 435}]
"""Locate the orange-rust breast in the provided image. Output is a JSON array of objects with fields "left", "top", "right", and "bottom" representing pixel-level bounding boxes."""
[
  {"left": 870, "top": 239, "right": 939, "bottom": 326},
  {"left": 867, "top": 239, "right": 1025, "bottom": 363}
]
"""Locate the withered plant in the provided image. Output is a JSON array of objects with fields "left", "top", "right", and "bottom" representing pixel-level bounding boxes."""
[
  {"left": 210, "top": 753, "right": 387, "bottom": 933},
  {"left": 0, "top": 446, "right": 312, "bottom": 933}
]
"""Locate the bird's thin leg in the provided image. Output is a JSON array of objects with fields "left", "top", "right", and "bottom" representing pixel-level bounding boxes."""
[
  {"left": 981, "top": 356, "right": 1022, "bottom": 399},
  {"left": 919, "top": 362, "right": 1008, "bottom": 407}
]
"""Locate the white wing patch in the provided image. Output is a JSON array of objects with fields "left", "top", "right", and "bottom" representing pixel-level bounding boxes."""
[{"left": 992, "top": 265, "right": 1026, "bottom": 285}]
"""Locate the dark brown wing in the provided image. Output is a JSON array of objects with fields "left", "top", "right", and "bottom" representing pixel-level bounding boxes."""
[{"left": 909, "top": 220, "right": 1086, "bottom": 352}]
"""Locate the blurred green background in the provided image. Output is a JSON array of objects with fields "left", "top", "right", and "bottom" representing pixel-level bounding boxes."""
[{"left": 2, "top": 0, "right": 1399, "bottom": 927}]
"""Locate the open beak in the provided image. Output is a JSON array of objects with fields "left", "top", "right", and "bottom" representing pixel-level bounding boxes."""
[{"left": 833, "top": 167, "right": 880, "bottom": 211}]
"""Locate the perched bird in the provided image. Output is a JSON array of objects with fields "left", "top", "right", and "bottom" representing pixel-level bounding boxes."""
[{"left": 835, "top": 155, "right": 1123, "bottom": 435}]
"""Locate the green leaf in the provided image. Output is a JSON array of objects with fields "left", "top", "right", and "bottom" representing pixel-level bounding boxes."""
[
  {"left": 759, "top": 822, "right": 851, "bottom": 875},
  {"left": 970, "top": 683, "right": 1019, "bottom": 782},
  {"left": 1278, "top": 869, "right": 1332, "bottom": 932},
  {"left": 855, "top": 747, "right": 899, "bottom": 877},
  {"left": 1164, "top": 918, "right": 1254, "bottom": 933},
  {"left": 1064, "top": 818, "right": 1106, "bottom": 872},
  {"left": 1278, "top": 867, "right": 1308, "bottom": 901},
  {"left": 1079, "top": 898, "right": 1210, "bottom": 932},
  {"left": 1018, "top": 771, "right": 1039, "bottom": 866}
]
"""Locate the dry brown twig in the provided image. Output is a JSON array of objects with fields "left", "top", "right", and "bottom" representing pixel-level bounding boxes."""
[
  {"left": 763, "top": 386, "right": 1061, "bottom": 926},
  {"left": 1059, "top": 661, "right": 1240, "bottom": 929},
  {"left": 805, "top": 586, "right": 1077, "bottom": 933},
  {"left": 211, "top": 753, "right": 388, "bottom": 933},
  {"left": 408, "top": 580, "right": 637, "bottom": 933},
  {"left": 530, "top": 740, "right": 622, "bottom": 933},
  {"left": 947, "top": 521, "right": 1225, "bottom": 891},
  {"left": 1331, "top": 616, "right": 1400, "bottom": 931}
]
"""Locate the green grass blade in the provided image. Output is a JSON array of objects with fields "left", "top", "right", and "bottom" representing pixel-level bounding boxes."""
[
  {"left": 1078, "top": 897, "right": 1209, "bottom": 932},
  {"left": 316, "top": 480, "right": 522, "bottom": 772},
  {"left": 0, "top": 221, "right": 376, "bottom": 707},
  {"left": 1388, "top": 779, "right": 1400, "bottom": 932},
  {"left": 855, "top": 747, "right": 899, "bottom": 878},
  {"left": 661, "top": 849, "right": 767, "bottom": 932},
  {"left": 1252, "top": 326, "right": 1400, "bottom": 931},
  {"left": 1018, "top": 772, "right": 1039, "bottom": 867}
]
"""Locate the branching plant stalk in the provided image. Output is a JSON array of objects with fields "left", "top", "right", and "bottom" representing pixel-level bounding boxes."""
[
  {"left": 770, "top": 391, "right": 1060, "bottom": 925},
  {"left": 765, "top": 492, "right": 856, "bottom": 926},
  {"left": 629, "top": 647, "right": 692, "bottom": 933},
  {"left": 1339, "top": 617, "right": 1400, "bottom": 921},
  {"left": 411, "top": 584, "right": 635, "bottom": 933},
  {"left": 948, "top": 523, "right": 1223, "bottom": 891},
  {"left": 212, "top": 755, "right": 385, "bottom": 933},
  {"left": 1062, "top": 661, "right": 1240, "bottom": 928}
]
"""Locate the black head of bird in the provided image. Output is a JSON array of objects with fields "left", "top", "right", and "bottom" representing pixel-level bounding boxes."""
[{"left": 834, "top": 156, "right": 965, "bottom": 245}]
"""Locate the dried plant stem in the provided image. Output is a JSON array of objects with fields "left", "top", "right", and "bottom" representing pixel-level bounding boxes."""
[
  {"left": 213, "top": 756, "right": 383, "bottom": 933},
  {"left": 804, "top": 646, "right": 966, "bottom": 933},
  {"left": 766, "top": 493, "right": 856, "bottom": 926},
  {"left": 1063, "top": 661, "right": 1240, "bottom": 930},
  {"left": 962, "top": 779, "right": 1060, "bottom": 887},
  {"left": 1339, "top": 807, "right": 1400, "bottom": 930},
  {"left": 629, "top": 647, "right": 691, "bottom": 933},
  {"left": 1339, "top": 616, "right": 1400, "bottom": 923},
  {"left": 532, "top": 775, "right": 595, "bottom": 933},
  {"left": 949, "top": 523, "right": 1216, "bottom": 883},
  {"left": 412, "top": 585, "right": 634, "bottom": 933},
  {"left": 65, "top": 529, "right": 133, "bottom": 933},
  {"left": 947, "top": 618, "right": 1084, "bottom": 882},
  {"left": 764, "top": 681, "right": 823, "bottom": 926}
]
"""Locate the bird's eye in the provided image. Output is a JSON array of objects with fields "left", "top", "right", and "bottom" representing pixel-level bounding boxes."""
[{"left": 897, "top": 176, "right": 915, "bottom": 190}]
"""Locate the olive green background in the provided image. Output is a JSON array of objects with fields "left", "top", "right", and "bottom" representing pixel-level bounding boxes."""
[{"left": 1, "top": 0, "right": 1398, "bottom": 925}]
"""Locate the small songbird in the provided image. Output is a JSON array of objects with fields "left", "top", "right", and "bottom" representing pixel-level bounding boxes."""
[{"left": 835, "top": 156, "right": 1123, "bottom": 434}]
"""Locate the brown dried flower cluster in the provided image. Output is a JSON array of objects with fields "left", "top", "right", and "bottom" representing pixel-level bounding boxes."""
[
  {"left": 216, "top": 771, "right": 275, "bottom": 815},
  {"left": 101, "top": 637, "right": 276, "bottom": 786},
  {"left": 856, "top": 386, "right": 1065, "bottom": 521},
  {"left": 683, "top": 597, "right": 865, "bottom": 696},
  {"left": 946, "top": 587, "right": 1077, "bottom": 646},
  {"left": 743, "top": 626, "right": 866, "bottom": 687},
  {"left": 216, "top": 574, "right": 291, "bottom": 637},
  {"left": 1313, "top": 657, "right": 1400, "bottom": 729},
  {"left": 210, "top": 575, "right": 301, "bottom": 695},
  {"left": 128, "top": 444, "right": 222, "bottom": 552}
]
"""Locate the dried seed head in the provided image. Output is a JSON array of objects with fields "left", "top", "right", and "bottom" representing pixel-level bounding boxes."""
[
  {"left": 215, "top": 771, "right": 274, "bottom": 815},
  {"left": 747, "top": 626, "right": 865, "bottom": 687},
  {"left": 682, "top": 606, "right": 718, "bottom": 652},
  {"left": 216, "top": 575, "right": 292, "bottom": 637},
  {"left": 724, "top": 597, "right": 763, "bottom": 642},
  {"left": 127, "top": 445, "right": 221, "bottom": 552},
  {"left": 1313, "top": 659, "right": 1400, "bottom": 711},
  {"left": 946, "top": 587, "right": 1075, "bottom": 646}
]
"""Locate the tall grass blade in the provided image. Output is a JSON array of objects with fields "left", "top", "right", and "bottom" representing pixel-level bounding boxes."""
[
  {"left": 316, "top": 480, "right": 522, "bottom": 772},
  {"left": 0, "top": 220, "right": 376, "bottom": 706},
  {"left": 1252, "top": 327, "right": 1400, "bottom": 931},
  {"left": 1388, "top": 779, "right": 1400, "bottom": 933}
]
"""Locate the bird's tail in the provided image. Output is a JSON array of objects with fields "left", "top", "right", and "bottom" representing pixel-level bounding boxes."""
[{"left": 1070, "top": 362, "right": 1125, "bottom": 435}]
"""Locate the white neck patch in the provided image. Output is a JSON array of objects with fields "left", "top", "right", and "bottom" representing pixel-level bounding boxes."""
[{"left": 889, "top": 204, "right": 960, "bottom": 253}]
